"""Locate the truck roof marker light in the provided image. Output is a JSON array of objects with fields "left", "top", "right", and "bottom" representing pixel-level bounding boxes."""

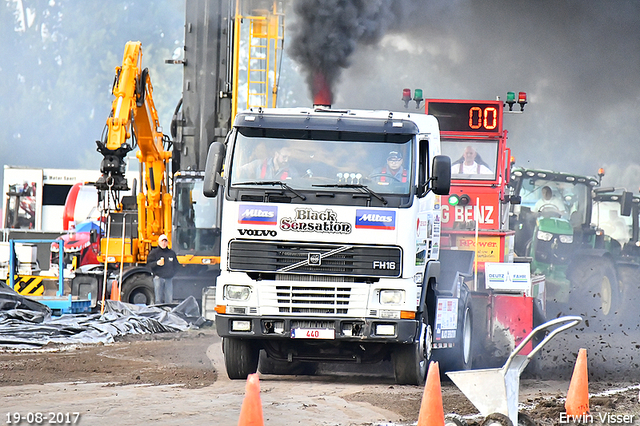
[
  {"left": 402, "top": 88, "right": 411, "bottom": 108},
  {"left": 413, "top": 89, "right": 424, "bottom": 109},
  {"left": 518, "top": 92, "right": 527, "bottom": 111},
  {"left": 506, "top": 91, "right": 516, "bottom": 111}
]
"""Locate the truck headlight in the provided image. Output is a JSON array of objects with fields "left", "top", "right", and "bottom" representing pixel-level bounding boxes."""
[
  {"left": 224, "top": 285, "right": 251, "bottom": 301},
  {"left": 559, "top": 235, "right": 573, "bottom": 243},
  {"left": 536, "top": 230, "right": 553, "bottom": 242},
  {"left": 379, "top": 289, "right": 404, "bottom": 305}
]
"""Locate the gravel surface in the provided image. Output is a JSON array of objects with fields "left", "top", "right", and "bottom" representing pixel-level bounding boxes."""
[{"left": 1, "top": 326, "right": 639, "bottom": 425}]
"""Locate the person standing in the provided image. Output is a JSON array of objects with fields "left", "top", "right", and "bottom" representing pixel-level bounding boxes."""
[{"left": 146, "top": 234, "right": 180, "bottom": 304}]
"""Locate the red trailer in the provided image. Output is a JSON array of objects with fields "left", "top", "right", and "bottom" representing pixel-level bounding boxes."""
[{"left": 425, "top": 96, "right": 544, "bottom": 364}]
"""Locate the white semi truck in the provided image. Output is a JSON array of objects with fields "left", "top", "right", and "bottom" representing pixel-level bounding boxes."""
[{"left": 203, "top": 106, "right": 477, "bottom": 385}]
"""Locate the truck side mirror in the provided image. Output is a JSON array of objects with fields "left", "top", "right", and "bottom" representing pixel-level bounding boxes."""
[
  {"left": 431, "top": 155, "right": 451, "bottom": 196},
  {"left": 203, "top": 142, "right": 226, "bottom": 198},
  {"left": 621, "top": 191, "right": 633, "bottom": 217}
]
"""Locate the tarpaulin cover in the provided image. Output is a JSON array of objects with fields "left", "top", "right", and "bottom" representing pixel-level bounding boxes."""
[{"left": 0, "top": 282, "right": 208, "bottom": 349}]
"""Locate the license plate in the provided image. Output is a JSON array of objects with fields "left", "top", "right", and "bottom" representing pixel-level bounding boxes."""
[{"left": 291, "top": 328, "right": 335, "bottom": 339}]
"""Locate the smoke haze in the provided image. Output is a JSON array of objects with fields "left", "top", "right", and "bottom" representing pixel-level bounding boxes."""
[
  {"left": 1, "top": 1, "right": 639, "bottom": 194},
  {"left": 287, "top": 0, "right": 640, "bottom": 189}
]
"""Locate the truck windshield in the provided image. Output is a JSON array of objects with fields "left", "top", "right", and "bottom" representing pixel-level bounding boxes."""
[
  {"left": 442, "top": 139, "right": 498, "bottom": 181},
  {"left": 229, "top": 129, "right": 413, "bottom": 195}
]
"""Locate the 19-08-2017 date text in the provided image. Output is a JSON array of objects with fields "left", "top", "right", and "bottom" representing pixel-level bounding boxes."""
[{"left": 6, "top": 412, "right": 80, "bottom": 424}]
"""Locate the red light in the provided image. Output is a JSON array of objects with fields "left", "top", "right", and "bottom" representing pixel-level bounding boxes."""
[
  {"left": 402, "top": 88, "right": 412, "bottom": 108},
  {"left": 518, "top": 92, "right": 527, "bottom": 103}
]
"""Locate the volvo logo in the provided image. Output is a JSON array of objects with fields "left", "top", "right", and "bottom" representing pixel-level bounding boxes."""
[
  {"left": 238, "top": 229, "right": 277, "bottom": 237},
  {"left": 308, "top": 253, "right": 321, "bottom": 266}
]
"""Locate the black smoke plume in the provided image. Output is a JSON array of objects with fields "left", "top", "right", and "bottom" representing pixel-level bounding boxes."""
[{"left": 288, "top": 0, "right": 418, "bottom": 104}]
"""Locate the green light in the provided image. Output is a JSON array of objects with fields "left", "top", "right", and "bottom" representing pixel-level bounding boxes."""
[
  {"left": 413, "top": 89, "right": 423, "bottom": 101},
  {"left": 448, "top": 194, "right": 460, "bottom": 206},
  {"left": 506, "top": 92, "right": 516, "bottom": 102}
]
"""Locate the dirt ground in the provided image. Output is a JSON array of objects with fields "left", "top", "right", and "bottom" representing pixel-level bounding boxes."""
[{"left": 1, "top": 326, "right": 639, "bottom": 425}]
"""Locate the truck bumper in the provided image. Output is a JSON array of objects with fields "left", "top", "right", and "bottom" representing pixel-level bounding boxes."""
[{"left": 216, "top": 314, "right": 419, "bottom": 344}]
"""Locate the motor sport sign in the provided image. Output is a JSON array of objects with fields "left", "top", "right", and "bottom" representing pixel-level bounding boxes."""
[
  {"left": 442, "top": 204, "right": 495, "bottom": 226},
  {"left": 441, "top": 190, "right": 502, "bottom": 231}
]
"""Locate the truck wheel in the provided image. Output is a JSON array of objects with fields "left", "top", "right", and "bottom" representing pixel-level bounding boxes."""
[
  {"left": 393, "top": 322, "right": 431, "bottom": 385},
  {"left": 223, "top": 337, "right": 259, "bottom": 380},
  {"left": 481, "top": 413, "right": 513, "bottom": 426},
  {"left": 456, "top": 303, "right": 473, "bottom": 370},
  {"left": 433, "top": 298, "right": 473, "bottom": 372},
  {"left": 257, "top": 350, "right": 317, "bottom": 375},
  {"left": 121, "top": 274, "right": 154, "bottom": 305}
]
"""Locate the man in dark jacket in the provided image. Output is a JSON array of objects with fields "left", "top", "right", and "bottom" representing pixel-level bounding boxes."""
[{"left": 146, "top": 234, "right": 180, "bottom": 304}]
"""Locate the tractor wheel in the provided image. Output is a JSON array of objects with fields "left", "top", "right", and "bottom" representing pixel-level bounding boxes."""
[
  {"left": 571, "top": 261, "right": 618, "bottom": 327},
  {"left": 121, "top": 274, "right": 154, "bottom": 305}
]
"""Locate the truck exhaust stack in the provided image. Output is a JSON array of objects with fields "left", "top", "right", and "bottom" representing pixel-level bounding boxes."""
[{"left": 312, "top": 72, "right": 332, "bottom": 108}]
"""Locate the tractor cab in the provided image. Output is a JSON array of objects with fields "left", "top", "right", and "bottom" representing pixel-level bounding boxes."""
[{"left": 591, "top": 189, "right": 639, "bottom": 255}]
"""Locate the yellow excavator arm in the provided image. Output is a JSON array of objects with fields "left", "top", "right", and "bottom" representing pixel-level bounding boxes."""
[{"left": 96, "top": 41, "right": 172, "bottom": 262}]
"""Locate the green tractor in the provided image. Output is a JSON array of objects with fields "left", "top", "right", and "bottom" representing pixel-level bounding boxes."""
[
  {"left": 591, "top": 188, "right": 640, "bottom": 322},
  {"left": 508, "top": 168, "right": 631, "bottom": 324}
]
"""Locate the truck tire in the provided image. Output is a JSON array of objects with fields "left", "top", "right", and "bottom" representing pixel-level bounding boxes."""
[
  {"left": 223, "top": 337, "right": 259, "bottom": 380},
  {"left": 456, "top": 303, "right": 473, "bottom": 369},
  {"left": 392, "top": 322, "right": 431, "bottom": 385},
  {"left": 433, "top": 297, "right": 473, "bottom": 372},
  {"left": 121, "top": 274, "right": 154, "bottom": 305},
  {"left": 257, "top": 350, "right": 317, "bottom": 376}
]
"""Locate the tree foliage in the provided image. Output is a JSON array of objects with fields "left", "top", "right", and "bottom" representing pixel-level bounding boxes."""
[{"left": 0, "top": 0, "right": 185, "bottom": 180}]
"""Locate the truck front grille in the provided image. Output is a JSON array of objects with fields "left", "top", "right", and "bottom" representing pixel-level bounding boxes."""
[
  {"left": 228, "top": 240, "right": 402, "bottom": 277},
  {"left": 276, "top": 285, "right": 350, "bottom": 315}
]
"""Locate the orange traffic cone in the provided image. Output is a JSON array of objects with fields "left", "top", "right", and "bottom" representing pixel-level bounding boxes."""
[
  {"left": 417, "top": 361, "right": 445, "bottom": 426},
  {"left": 109, "top": 280, "right": 120, "bottom": 301},
  {"left": 565, "top": 348, "right": 589, "bottom": 416},
  {"left": 237, "top": 373, "right": 264, "bottom": 426}
]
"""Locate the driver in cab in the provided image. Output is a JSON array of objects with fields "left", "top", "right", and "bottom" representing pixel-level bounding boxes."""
[
  {"left": 533, "top": 185, "right": 565, "bottom": 214},
  {"left": 369, "top": 150, "right": 408, "bottom": 185},
  {"left": 238, "top": 146, "right": 298, "bottom": 181}
]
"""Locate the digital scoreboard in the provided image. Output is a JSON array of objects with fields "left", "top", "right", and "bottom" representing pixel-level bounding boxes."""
[{"left": 425, "top": 99, "right": 503, "bottom": 135}]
